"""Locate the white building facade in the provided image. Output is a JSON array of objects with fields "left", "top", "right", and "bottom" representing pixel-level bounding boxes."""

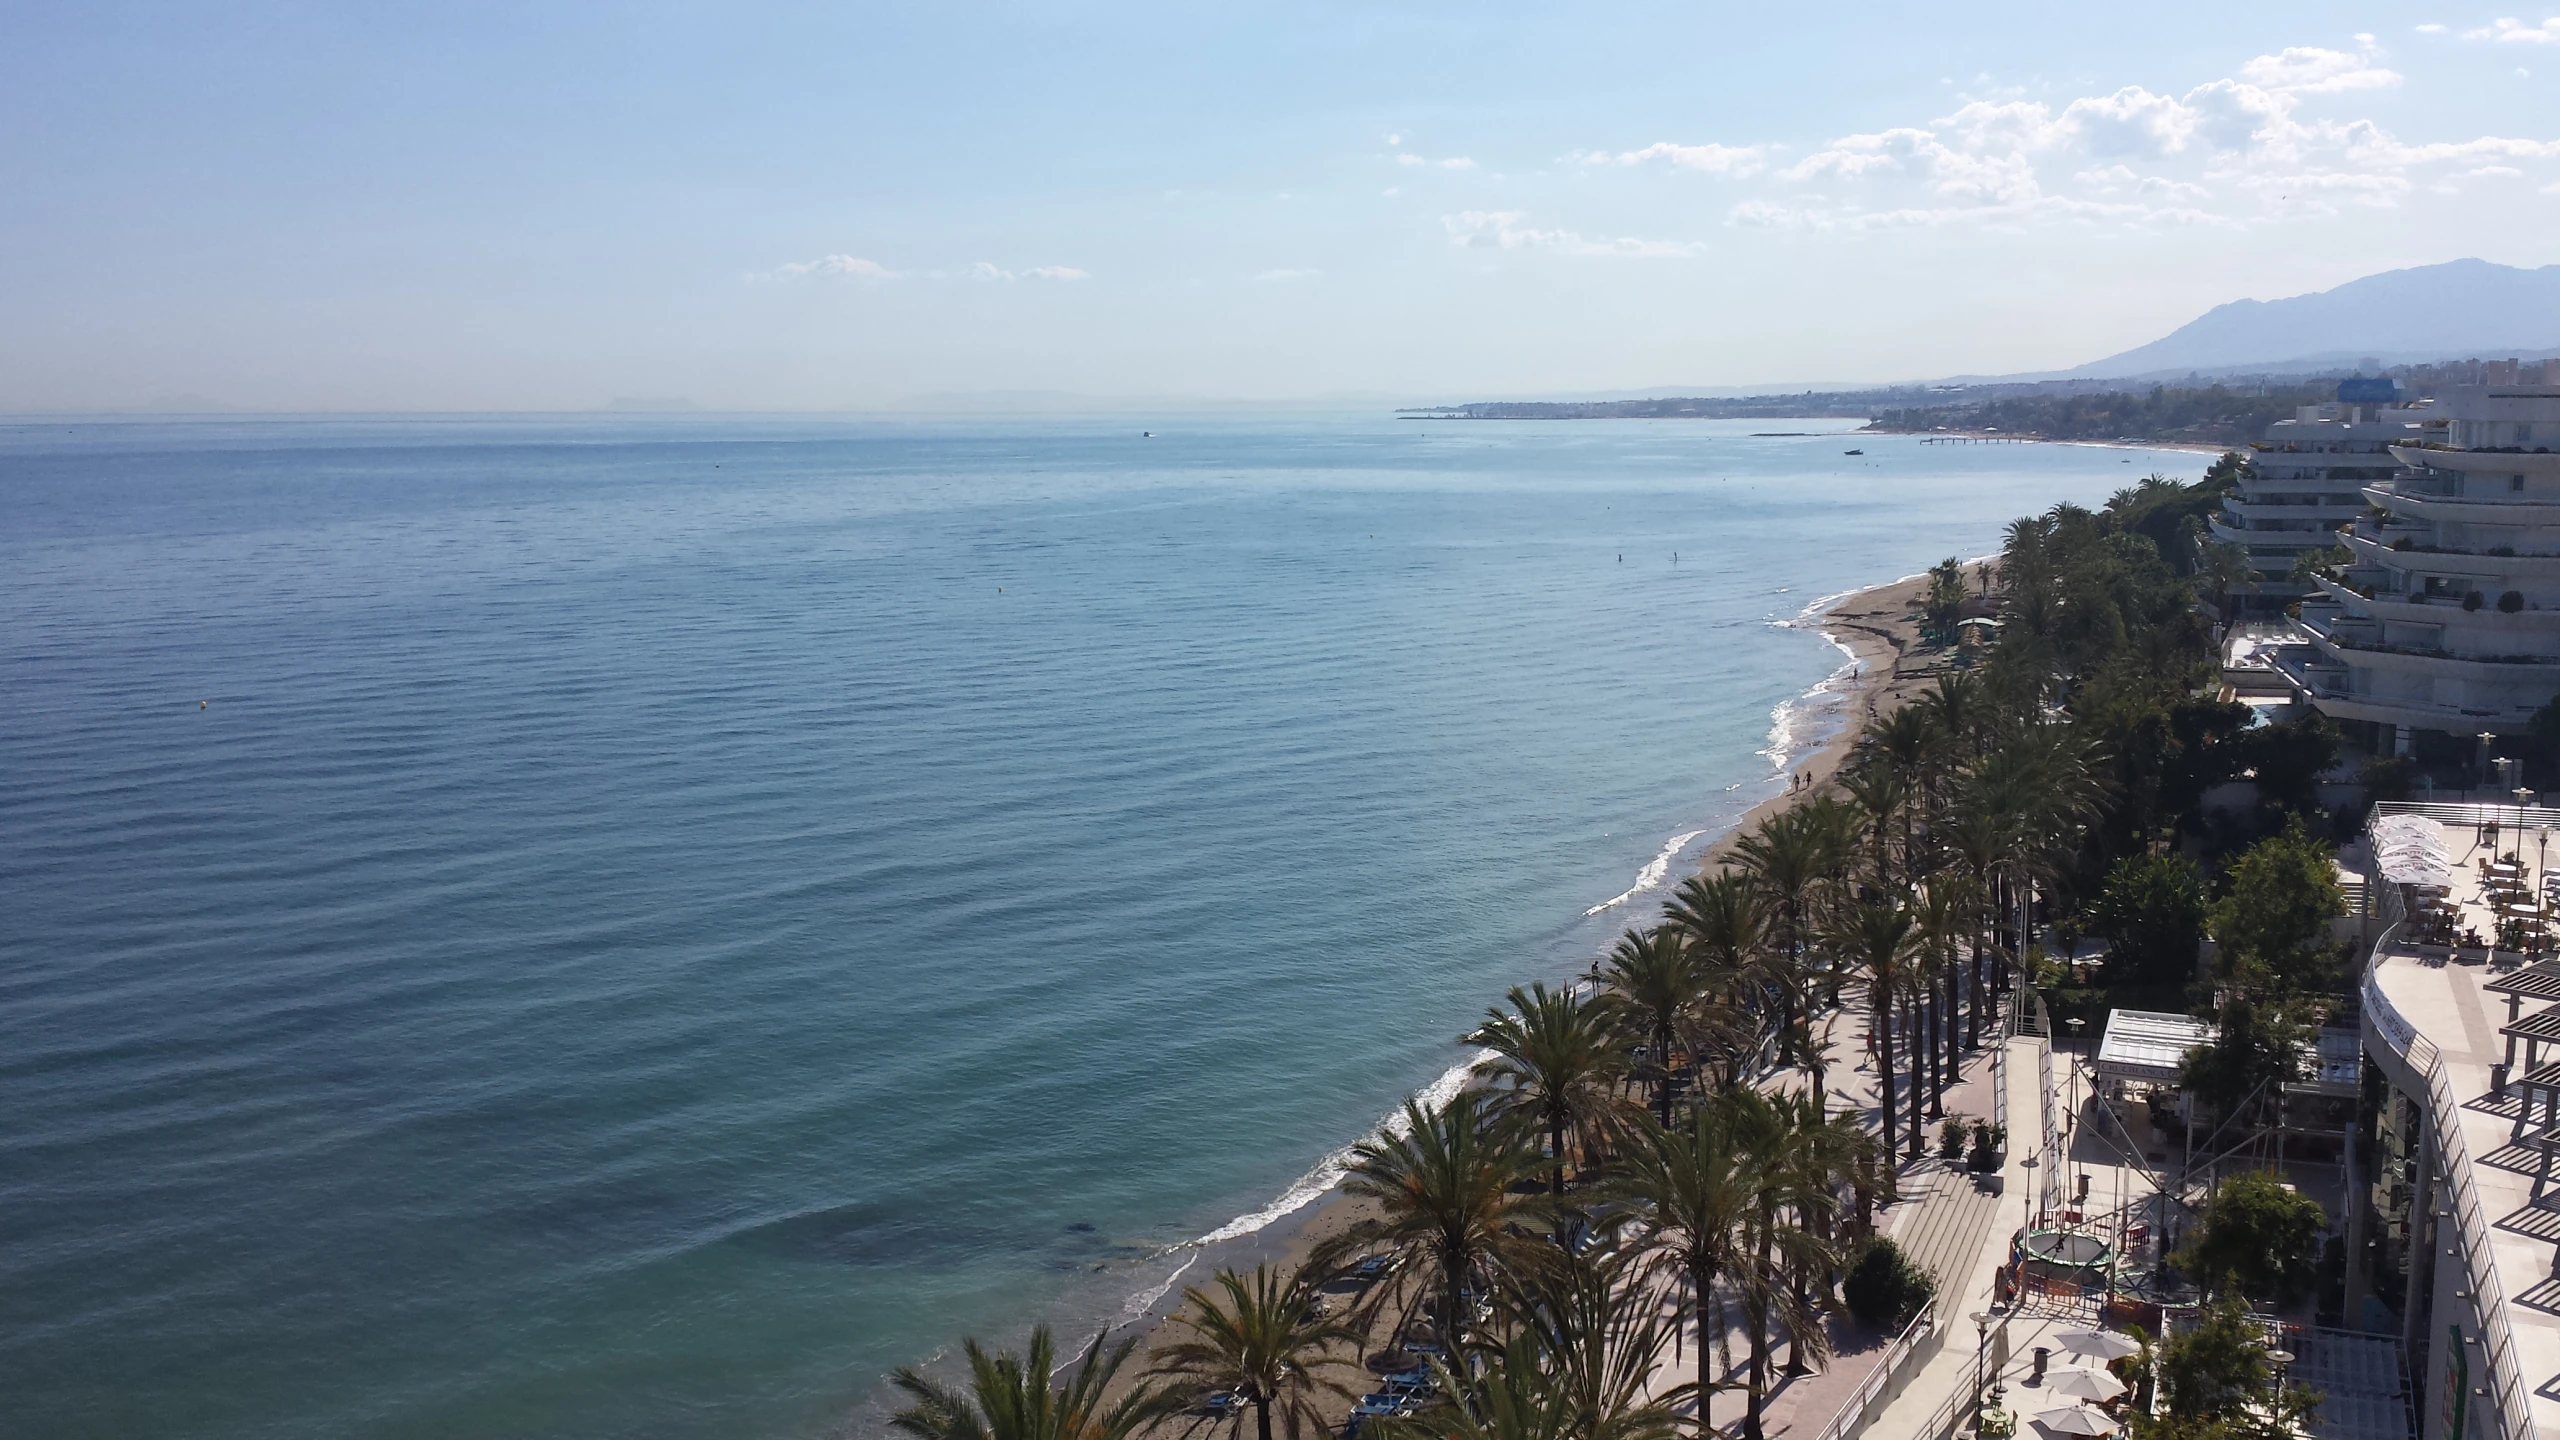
[
  {"left": 2215, "top": 396, "right": 2422, "bottom": 613},
  {"left": 2281, "top": 383, "right": 2560, "bottom": 750}
]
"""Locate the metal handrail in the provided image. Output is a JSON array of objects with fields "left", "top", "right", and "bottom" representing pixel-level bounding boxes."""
[{"left": 1811, "top": 1300, "right": 1941, "bottom": 1440}]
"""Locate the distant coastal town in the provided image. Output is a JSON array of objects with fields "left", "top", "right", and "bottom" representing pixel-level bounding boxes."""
[
  {"left": 1399, "top": 356, "right": 2559, "bottom": 451},
  {"left": 896, "top": 368, "right": 2560, "bottom": 1440}
]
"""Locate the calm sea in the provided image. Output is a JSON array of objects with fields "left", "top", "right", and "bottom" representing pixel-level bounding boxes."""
[{"left": 0, "top": 416, "right": 2179, "bottom": 1438}]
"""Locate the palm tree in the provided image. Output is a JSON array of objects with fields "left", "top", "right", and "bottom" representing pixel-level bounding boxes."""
[
  {"left": 1601, "top": 927, "right": 1699, "bottom": 1124},
  {"left": 1149, "top": 1264, "right": 1359, "bottom": 1440},
  {"left": 1621, "top": 1095, "right": 1758, "bottom": 1411},
  {"left": 1467, "top": 984, "right": 1625, "bottom": 1195},
  {"left": 1866, "top": 705, "right": 1940, "bottom": 874},
  {"left": 1767, "top": 1089, "right": 1852, "bottom": 1379},
  {"left": 1479, "top": 1240, "right": 1694, "bottom": 1440},
  {"left": 1719, "top": 1088, "right": 1834, "bottom": 1440},
  {"left": 1316, "top": 1092, "right": 1549, "bottom": 1354},
  {"left": 1837, "top": 763, "right": 1909, "bottom": 890},
  {"left": 1830, "top": 898, "right": 1921, "bottom": 1162},
  {"left": 1732, "top": 810, "right": 1841, "bottom": 1106},
  {"left": 1947, "top": 805, "right": 2006, "bottom": 1049},
  {"left": 1912, "top": 874, "right": 1971, "bottom": 1116},
  {"left": 1662, "top": 873, "right": 1767, "bottom": 1086},
  {"left": 890, "top": 1328, "right": 1157, "bottom": 1440},
  {"left": 1372, "top": 1326, "right": 1684, "bottom": 1440}
]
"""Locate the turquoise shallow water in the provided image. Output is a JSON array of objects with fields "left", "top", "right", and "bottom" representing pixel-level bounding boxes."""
[{"left": 0, "top": 416, "right": 2182, "bottom": 1438}]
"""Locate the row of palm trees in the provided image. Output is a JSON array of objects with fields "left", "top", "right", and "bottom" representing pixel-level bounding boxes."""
[{"left": 891, "top": 667, "right": 2106, "bottom": 1440}]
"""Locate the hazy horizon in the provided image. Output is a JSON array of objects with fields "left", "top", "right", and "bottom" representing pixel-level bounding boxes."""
[{"left": 6, "top": 2, "right": 2559, "bottom": 412}]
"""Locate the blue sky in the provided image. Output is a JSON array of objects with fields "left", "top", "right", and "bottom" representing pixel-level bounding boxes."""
[{"left": 3, "top": 2, "right": 2557, "bottom": 410}]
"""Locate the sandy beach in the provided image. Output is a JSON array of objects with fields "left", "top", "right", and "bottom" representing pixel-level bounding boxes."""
[{"left": 1098, "top": 562, "right": 1967, "bottom": 1390}]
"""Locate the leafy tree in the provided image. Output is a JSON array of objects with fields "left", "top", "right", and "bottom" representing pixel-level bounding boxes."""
[
  {"left": 2236, "top": 716, "right": 2340, "bottom": 821},
  {"left": 1149, "top": 1264, "right": 1358, "bottom": 1440},
  {"left": 2208, "top": 819, "right": 2345, "bottom": 991},
  {"left": 2179, "top": 995, "right": 2307, "bottom": 1137},
  {"left": 2088, "top": 851, "right": 2207, "bottom": 985},
  {"left": 2132, "top": 1296, "right": 2321, "bottom": 1440},
  {"left": 1839, "top": 1236, "right": 1935, "bottom": 1332},
  {"left": 2286, "top": 545, "right": 2349, "bottom": 586},
  {"left": 890, "top": 1328, "right": 1158, "bottom": 1440},
  {"left": 2178, "top": 1172, "right": 2325, "bottom": 1306}
]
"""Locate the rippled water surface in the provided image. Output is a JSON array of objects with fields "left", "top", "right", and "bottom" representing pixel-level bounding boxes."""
[{"left": 0, "top": 416, "right": 2180, "bottom": 1438}]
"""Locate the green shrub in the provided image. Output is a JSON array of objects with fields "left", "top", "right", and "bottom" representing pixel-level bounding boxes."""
[
  {"left": 1940, "top": 1116, "right": 1968, "bottom": 1160},
  {"left": 1841, "top": 1236, "right": 1937, "bottom": 1332},
  {"left": 2501, "top": 590, "right": 2526, "bottom": 613}
]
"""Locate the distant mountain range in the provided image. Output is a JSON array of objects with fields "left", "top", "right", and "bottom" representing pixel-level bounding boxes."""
[{"left": 2059, "top": 258, "right": 2560, "bottom": 380}]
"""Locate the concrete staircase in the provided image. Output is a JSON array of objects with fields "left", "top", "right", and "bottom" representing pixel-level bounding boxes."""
[{"left": 1883, "top": 1161, "right": 2003, "bottom": 1297}]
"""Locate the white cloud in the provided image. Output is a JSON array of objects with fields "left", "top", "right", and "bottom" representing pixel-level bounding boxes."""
[
  {"left": 1611, "top": 140, "right": 1766, "bottom": 175},
  {"left": 773, "top": 254, "right": 901, "bottom": 281},
  {"left": 968, "top": 262, "right": 1088, "bottom": 282},
  {"left": 2417, "top": 22, "right": 2449, "bottom": 33},
  {"left": 2468, "top": 16, "right": 2560, "bottom": 42},
  {"left": 2239, "top": 44, "right": 2401, "bottom": 94},
  {"left": 1397, "top": 152, "right": 1474, "bottom": 169},
  {"left": 1442, "top": 210, "right": 1700, "bottom": 257}
]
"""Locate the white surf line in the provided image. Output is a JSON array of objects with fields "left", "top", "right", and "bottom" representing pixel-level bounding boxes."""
[
  {"left": 1119, "top": 1253, "right": 1198, "bottom": 1323},
  {"left": 1176, "top": 1048, "right": 1489, "bottom": 1251},
  {"left": 1582, "top": 828, "right": 1708, "bottom": 917}
]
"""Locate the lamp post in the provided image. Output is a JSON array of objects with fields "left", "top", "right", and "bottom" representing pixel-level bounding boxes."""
[
  {"left": 2267, "top": 1346, "right": 2294, "bottom": 1427},
  {"left": 2540, "top": 827, "right": 2553, "bottom": 956},
  {"left": 1973, "top": 1311, "right": 1993, "bottom": 1415}
]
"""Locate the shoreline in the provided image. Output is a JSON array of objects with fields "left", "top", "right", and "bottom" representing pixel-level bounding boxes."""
[{"left": 1087, "top": 563, "right": 1960, "bottom": 1386}]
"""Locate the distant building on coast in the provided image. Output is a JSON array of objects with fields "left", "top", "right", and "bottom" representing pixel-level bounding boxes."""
[
  {"left": 2274, "top": 378, "right": 2560, "bottom": 755},
  {"left": 2215, "top": 380, "right": 2426, "bottom": 617}
]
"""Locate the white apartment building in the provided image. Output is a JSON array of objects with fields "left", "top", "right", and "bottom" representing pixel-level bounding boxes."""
[
  {"left": 2215, "top": 390, "right": 2425, "bottom": 614},
  {"left": 2280, "top": 382, "right": 2560, "bottom": 751}
]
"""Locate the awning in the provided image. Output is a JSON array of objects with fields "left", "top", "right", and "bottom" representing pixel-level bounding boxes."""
[
  {"left": 2095, "top": 1009, "right": 2214, "bottom": 1087},
  {"left": 2369, "top": 813, "right": 2453, "bottom": 889}
]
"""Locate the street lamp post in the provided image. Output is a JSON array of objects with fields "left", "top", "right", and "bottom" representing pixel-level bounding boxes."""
[{"left": 1973, "top": 1311, "right": 1993, "bottom": 1416}]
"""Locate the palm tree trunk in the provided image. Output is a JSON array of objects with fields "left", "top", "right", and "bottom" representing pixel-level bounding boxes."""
[
  {"left": 1694, "top": 1254, "right": 1717, "bottom": 1414},
  {"left": 1905, "top": 994, "right": 1925, "bottom": 1161},
  {"left": 1875, "top": 989, "right": 1897, "bottom": 1167},
  {"left": 1743, "top": 1289, "right": 1770, "bottom": 1440},
  {"left": 1256, "top": 1398, "right": 1273, "bottom": 1440},
  {"left": 1656, "top": 1019, "right": 1675, "bottom": 1125},
  {"left": 1549, "top": 1111, "right": 1567, "bottom": 1196},
  {"left": 1925, "top": 983, "right": 1944, "bottom": 1120}
]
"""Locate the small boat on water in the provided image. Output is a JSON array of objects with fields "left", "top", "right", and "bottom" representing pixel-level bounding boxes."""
[{"left": 1843, "top": 448, "right": 1864, "bottom": 455}]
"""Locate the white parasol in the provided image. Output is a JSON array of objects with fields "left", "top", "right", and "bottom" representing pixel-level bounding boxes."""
[
  {"left": 2055, "top": 1329, "right": 2142, "bottom": 1361},
  {"left": 2033, "top": 1404, "right": 2120, "bottom": 1436},
  {"left": 2047, "top": 1368, "right": 2128, "bottom": 1402}
]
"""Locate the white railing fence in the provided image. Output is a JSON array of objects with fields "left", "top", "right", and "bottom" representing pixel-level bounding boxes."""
[
  {"left": 2358, "top": 882, "right": 2539, "bottom": 1440},
  {"left": 1811, "top": 1300, "right": 1944, "bottom": 1440}
]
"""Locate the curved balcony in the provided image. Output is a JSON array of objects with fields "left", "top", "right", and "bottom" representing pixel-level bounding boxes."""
[
  {"left": 2223, "top": 497, "right": 2363, "bottom": 524},
  {"left": 2362, "top": 481, "right": 2560, "bottom": 526},
  {"left": 2391, "top": 444, "right": 2560, "bottom": 478},
  {"left": 2341, "top": 527, "right": 2560, "bottom": 585}
]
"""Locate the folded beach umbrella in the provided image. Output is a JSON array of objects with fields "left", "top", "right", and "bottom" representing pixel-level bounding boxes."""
[
  {"left": 2034, "top": 1404, "right": 2120, "bottom": 1437},
  {"left": 2054, "top": 1329, "right": 2142, "bottom": 1361},
  {"left": 2047, "top": 1368, "right": 2128, "bottom": 1402}
]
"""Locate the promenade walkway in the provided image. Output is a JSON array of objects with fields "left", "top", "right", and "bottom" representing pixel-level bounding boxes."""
[{"left": 1672, "top": 989, "right": 2023, "bottom": 1438}]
